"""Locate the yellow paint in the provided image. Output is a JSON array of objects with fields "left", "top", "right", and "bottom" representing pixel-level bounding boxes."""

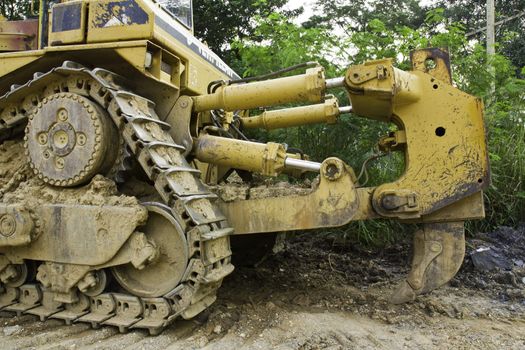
[
  {"left": 0, "top": 0, "right": 487, "bottom": 238},
  {"left": 49, "top": 1, "right": 87, "bottom": 45},
  {"left": 218, "top": 158, "right": 359, "bottom": 234},
  {"left": 192, "top": 67, "right": 325, "bottom": 112},
  {"left": 195, "top": 134, "right": 287, "bottom": 177},
  {"left": 347, "top": 62, "right": 487, "bottom": 219},
  {"left": 241, "top": 98, "right": 339, "bottom": 130},
  {"left": 213, "top": 51, "right": 487, "bottom": 233},
  {"left": 86, "top": 0, "right": 154, "bottom": 43}
]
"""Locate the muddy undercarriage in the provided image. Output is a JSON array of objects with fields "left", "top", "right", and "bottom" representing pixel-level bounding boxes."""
[{"left": 0, "top": 64, "right": 233, "bottom": 335}]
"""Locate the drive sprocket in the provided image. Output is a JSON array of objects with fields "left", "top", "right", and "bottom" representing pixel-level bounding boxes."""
[{"left": 24, "top": 92, "right": 119, "bottom": 187}]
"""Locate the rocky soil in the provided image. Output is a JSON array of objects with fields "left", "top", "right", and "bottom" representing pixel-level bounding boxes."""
[{"left": 0, "top": 226, "right": 523, "bottom": 350}]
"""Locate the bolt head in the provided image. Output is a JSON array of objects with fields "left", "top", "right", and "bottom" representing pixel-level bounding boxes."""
[
  {"left": 430, "top": 242, "right": 441, "bottom": 253},
  {"left": 37, "top": 133, "right": 48, "bottom": 145},
  {"left": 0, "top": 215, "right": 16, "bottom": 237},
  {"left": 77, "top": 133, "right": 87, "bottom": 146},
  {"left": 55, "top": 157, "right": 65, "bottom": 169},
  {"left": 57, "top": 108, "right": 68, "bottom": 122}
]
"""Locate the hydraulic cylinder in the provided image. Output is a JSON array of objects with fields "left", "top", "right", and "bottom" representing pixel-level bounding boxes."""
[
  {"left": 241, "top": 98, "right": 340, "bottom": 130},
  {"left": 194, "top": 134, "right": 321, "bottom": 176},
  {"left": 192, "top": 67, "right": 326, "bottom": 112}
]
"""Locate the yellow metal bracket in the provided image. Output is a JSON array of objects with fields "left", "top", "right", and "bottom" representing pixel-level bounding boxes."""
[
  {"left": 346, "top": 50, "right": 489, "bottom": 220},
  {"left": 218, "top": 158, "right": 359, "bottom": 234}
]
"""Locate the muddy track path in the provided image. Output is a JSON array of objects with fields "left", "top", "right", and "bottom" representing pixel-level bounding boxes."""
[{"left": 0, "top": 230, "right": 524, "bottom": 350}]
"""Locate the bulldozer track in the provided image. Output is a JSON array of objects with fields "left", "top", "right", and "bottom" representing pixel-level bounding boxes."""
[{"left": 0, "top": 62, "right": 234, "bottom": 335}]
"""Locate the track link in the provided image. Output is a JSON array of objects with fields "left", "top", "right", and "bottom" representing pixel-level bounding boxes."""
[{"left": 0, "top": 62, "right": 234, "bottom": 335}]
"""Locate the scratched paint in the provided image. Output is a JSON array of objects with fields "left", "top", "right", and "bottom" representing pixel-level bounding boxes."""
[{"left": 92, "top": 0, "right": 149, "bottom": 28}]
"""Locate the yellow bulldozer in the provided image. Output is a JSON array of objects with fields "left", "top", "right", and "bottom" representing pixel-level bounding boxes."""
[{"left": 0, "top": 0, "right": 489, "bottom": 335}]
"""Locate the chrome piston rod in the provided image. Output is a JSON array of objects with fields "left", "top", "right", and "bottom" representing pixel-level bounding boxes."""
[
  {"left": 285, "top": 157, "right": 321, "bottom": 172},
  {"left": 325, "top": 77, "right": 345, "bottom": 89}
]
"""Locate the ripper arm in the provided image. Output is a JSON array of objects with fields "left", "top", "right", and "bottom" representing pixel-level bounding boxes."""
[{"left": 176, "top": 49, "right": 489, "bottom": 303}]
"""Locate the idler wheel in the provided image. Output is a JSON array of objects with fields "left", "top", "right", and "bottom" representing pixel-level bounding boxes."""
[
  {"left": 112, "top": 204, "right": 189, "bottom": 298},
  {"left": 25, "top": 93, "right": 118, "bottom": 187}
]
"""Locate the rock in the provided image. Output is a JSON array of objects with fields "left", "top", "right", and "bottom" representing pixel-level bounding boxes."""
[
  {"left": 470, "top": 246, "right": 513, "bottom": 272},
  {"left": 494, "top": 271, "right": 519, "bottom": 287},
  {"left": 292, "top": 294, "right": 310, "bottom": 307},
  {"left": 266, "top": 301, "right": 276, "bottom": 309},
  {"left": 3, "top": 325, "right": 21, "bottom": 336},
  {"left": 213, "top": 325, "right": 222, "bottom": 334}
]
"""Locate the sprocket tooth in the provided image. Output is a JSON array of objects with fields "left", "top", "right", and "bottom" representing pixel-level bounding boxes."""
[{"left": 390, "top": 221, "right": 465, "bottom": 304}]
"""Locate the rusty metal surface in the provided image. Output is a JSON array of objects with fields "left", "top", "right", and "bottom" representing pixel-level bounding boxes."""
[{"left": 410, "top": 47, "right": 452, "bottom": 84}]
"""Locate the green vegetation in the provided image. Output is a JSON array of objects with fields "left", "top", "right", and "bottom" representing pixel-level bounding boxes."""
[{"left": 0, "top": 0, "right": 31, "bottom": 19}]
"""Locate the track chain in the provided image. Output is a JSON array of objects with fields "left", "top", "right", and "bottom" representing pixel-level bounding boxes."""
[{"left": 0, "top": 62, "right": 234, "bottom": 335}]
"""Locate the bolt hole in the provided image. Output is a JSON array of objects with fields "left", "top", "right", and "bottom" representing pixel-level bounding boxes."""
[
  {"left": 353, "top": 73, "right": 359, "bottom": 79},
  {"left": 433, "top": 84, "right": 439, "bottom": 90},
  {"left": 425, "top": 58, "right": 437, "bottom": 70},
  {"left": 478, "top": 178, "right": 483, "bottom": 184},
  {"left": 435, "top": 127, "right": 446, "bottom": 137},
  {"left": 326, "top": 164, "right": 339, "bottom": 177}
]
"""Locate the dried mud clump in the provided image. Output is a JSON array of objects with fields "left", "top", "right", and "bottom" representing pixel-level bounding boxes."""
[
  {"left": 0, "top": 140, "right": 31, "bottom": 197},
  {"left": 0, "top": 140, "right": 139, "bottom": 207},
  {"left": 211, "top": 178, "right": 315, "bottom": 203}
]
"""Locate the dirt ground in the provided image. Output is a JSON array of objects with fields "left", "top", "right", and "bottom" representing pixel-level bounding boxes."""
[{"left": 0, "top": 226, "right": 523, "bottom": 350}]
